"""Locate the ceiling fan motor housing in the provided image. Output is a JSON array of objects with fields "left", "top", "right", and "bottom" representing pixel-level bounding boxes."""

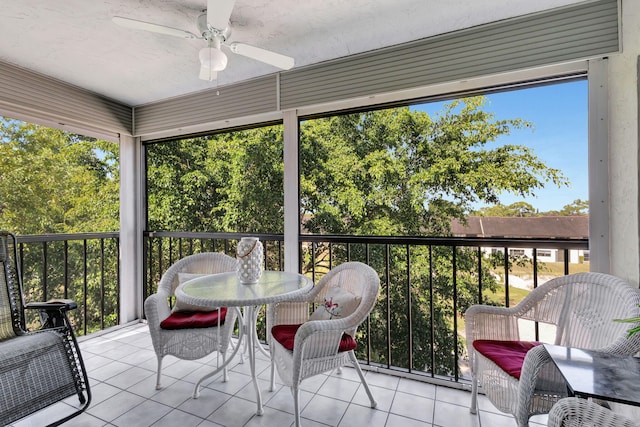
[{"left": 197, "top": 12, "right": 231, "bottom": 41}]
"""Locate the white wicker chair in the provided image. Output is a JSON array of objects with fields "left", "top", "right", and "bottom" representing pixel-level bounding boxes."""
[
  {"left": 267, "top": 262, "right": 380, "bottom": 427},
  {"left": 144, "top": 252, "right": 239, "bottom": 389},
  {"left": 548, "top": 398, "right": 639, "bottom": 427},
  {"left": 465, "top": 272, "right": 640, "bottom": 427}
]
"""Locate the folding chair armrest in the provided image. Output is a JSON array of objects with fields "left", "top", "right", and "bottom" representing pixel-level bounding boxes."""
[
  {"left": 25, "top": 298, "right": 78, "bottom": 311},
  {"left": 25, "top": 299, "right": 78, "bottom": 330}
]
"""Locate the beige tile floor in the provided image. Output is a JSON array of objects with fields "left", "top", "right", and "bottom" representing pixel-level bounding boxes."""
[{"left": 11, "top": 323, "right": 548, "bottom": 427}]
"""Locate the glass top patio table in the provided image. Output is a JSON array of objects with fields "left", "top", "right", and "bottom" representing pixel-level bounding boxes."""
[
  {"left": 176, "top": 270, "right": 314, "bottom": 416},
  {"left": 544, "top": 344, "right": 640, "bottom": 407},
  {"left": 176, "top": 270, "right": 313, "bottom": 308}
]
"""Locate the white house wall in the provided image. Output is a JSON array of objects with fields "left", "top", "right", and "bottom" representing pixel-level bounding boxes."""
[{"left": 484, "top": 247, "right": 587, "bottom": 265}]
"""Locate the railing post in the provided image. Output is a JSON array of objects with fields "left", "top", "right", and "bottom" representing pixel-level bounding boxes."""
[
  {"left": 452, "top": 245, "right": 458, "bottom": 381},
  {"left": 428, "top": 245, "right": 435, "bottom": 377},
  {"left": 83, "top": 239, "right": 88, "bottom": 336},
  {"left": 385, "top": 244, "right": 391, "bottom": 369},
  {"left": 477, "top": 246, "right": 482, "bottom": 305},
  {"left": 42, "top": 241, "right": 48, "bottom": 302},
  {"left": 63, "top": 241, "right": 68, "bottom": 299},
  {"left": 100, "top": 239, "right": 105, "bottom": 331},
  {"left": 504, "top": 247, "right": 510, "bottom": 307},
  {"left": 406, "top": 244, "right": 413, "bottom": 372}
]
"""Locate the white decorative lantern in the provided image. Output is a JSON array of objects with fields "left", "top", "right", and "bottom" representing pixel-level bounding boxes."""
[{"left": 236, "top": 237, "right": 263, "bottom": 283}]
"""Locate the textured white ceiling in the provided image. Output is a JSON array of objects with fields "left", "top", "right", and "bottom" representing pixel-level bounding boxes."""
[{"left": 0, "top": 0, "right": 584, "bottom": 107}]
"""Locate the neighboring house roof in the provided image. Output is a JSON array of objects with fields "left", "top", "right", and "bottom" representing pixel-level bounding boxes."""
[{"left": 451, "top": 216, "right": 588, "bottom": 239}]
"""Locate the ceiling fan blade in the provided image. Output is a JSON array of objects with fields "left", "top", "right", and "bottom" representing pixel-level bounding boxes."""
[
  {"left": 229, "top": 43, "right": 294, "bottom": 70},
  {"left": 207, "top": 0, "right": 236, "bottom": 30},
  {"left": 199, "top": 66, "right": 218, "bottom": 81},
  {"left": 112, "top": 16, "right": 199, "bottom": 39}
]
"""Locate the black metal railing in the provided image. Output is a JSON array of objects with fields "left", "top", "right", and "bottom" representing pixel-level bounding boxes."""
[
  {"left": 15, "top": 232, "right": 120, "bottom": 336},
  {"left": 13, "top": 229, "right": 589, "bottom": 386},
  {"left": 300, "top": 234, "right": 589, "bottom": 386},
  {"left": 143, "top": 231, "right": 285, "bottom": 304},
  {"left": 143, "top": 231, "right": 588, "bottom": 387}
]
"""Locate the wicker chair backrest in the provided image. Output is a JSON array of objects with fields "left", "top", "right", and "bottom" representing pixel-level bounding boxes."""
[
  {"left": 518, "top": 272, "right": 640, "bottom": 351},
  {"left": 313, "top": 268, "right": 366, "bottom": 304},
  {"left": 311, "top": 262, "right": 380, "bottom": 336},
  {"left": 158, "top": 252, "right": 239, "bottom": 296}
]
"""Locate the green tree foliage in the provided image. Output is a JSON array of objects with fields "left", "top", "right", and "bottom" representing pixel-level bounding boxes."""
[
  {"left": 0, "top": 119, "right": 119, "bottom": 233},
  {"left": 474, "top": 201, "right": 538, "bottom": 217},
  {"left": 146, "top": 126, "right": 284, "bottom": 233},
  {"left": 0, "top": 117, "right": 120, "bottom": 333},
  {"left": 300, "top": 98, "right": 567, "bottom": 236},
  {"left": 545, "top": 199, "right": 589, "bottom": 216},
  {"left": 475, "top": 199, "right": 588, "bottom": 217}
]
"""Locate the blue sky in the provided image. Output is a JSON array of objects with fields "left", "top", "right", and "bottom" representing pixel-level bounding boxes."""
[{"left": 416, "top": 80, "right": 588, "bottom": 212}]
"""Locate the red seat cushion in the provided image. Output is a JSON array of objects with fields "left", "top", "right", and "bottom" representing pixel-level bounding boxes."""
[
  {"left": 160, "top": 308, "right": 227, "bottom": 330},
  {"left": 271, "top": 324, "right": 357, "bottom": 352},
  {"left": 473, "top": 340, "right": 541, "bottom": 380}
]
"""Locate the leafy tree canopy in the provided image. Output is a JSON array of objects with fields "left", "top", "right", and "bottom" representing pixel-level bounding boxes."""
[
  {"left": 300, "top": 97, "right": 569, "bottom": 236},
  {"left": 474, "top": 199, "right": 588, "bottom": 217},
  {"left": 146, "top": 125, "right": 285, "bottom": 233},
  {"left": 544, "top": 199, "right": 589, "bottom": 216},
  {"left": 146, "top": 97, "right": 569, "bottom": 238},
  {"left": 473, "top": 201, "right": 538, "bottom": 217},
  {"left": 0, "top": 118, "right": 119, "bottom": 234}
]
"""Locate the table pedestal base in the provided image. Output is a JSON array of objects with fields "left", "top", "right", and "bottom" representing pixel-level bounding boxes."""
[
  {"left": 192, "top": 307, "right": 244, "bottom": 399},
  {"left": 192, "top": 305, "right": 268, "bottom": 416}
]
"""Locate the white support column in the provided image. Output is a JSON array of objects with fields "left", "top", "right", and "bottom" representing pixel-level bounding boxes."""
[
  {"left": 283, "top": 109, "right": 299, "bottom": 273},
  {"left": 119, "top": 134, "right": 144, "bottom": 322},
  {"left": 607, "top": 0, "right": 640, "bottom": 285},
  {"left": 588, "top": 58, "right": 610, "bottom": 274}
]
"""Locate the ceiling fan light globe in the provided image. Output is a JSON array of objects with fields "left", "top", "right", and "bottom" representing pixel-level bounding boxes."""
[
  {"left": 199, "top": 66, "right": 217, "bottom": 81},
  {"left": 199, "top": 47, "right": 228, "bottom": 71}
]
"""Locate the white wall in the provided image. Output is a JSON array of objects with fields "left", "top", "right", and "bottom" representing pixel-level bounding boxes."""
[{"left": 608, "top": 0, "right": 640, "bottom": 285}]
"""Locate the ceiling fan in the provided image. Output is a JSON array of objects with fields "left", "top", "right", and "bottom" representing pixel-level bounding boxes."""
[{"left": 112, "top": 0, "right": 295, "bottom": 81}]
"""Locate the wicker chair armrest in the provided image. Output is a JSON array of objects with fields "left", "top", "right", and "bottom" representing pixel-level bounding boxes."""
[
  {"left": 465, "top": 304, "right": 521, "bottom": 342},
  {"left": 548, "top": 397, "right": 640, "bottom": 427},
  {"left": 596, "top": 333, "right": 640, "bottom": 356},
  {"left": 292, "top": 319, "right": 349, "bottom": 360},
  {"left": 296, "top": 318, "right": 349, "bottom": 338},
  {"left": 299, "top": 305, "right": 365, "bottom": 336},
  {"left": 144, "top": 292, "right": 172, "bottom": 330},
  {"left": 516, "top": 344, "right": 568, "bottom": 423}
]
